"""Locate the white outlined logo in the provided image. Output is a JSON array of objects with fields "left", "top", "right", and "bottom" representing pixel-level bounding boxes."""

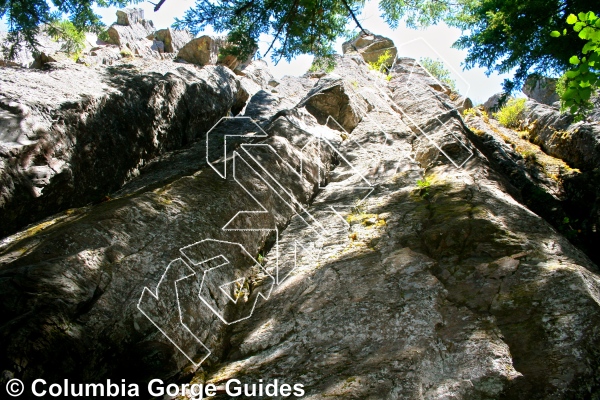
[{"left": 137, "top": 45, "right": 474, "bottom": 366}]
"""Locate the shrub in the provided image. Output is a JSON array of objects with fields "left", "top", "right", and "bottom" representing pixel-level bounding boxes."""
[
  {"left": 368, "top": 50, "right": 393, "bottom": 72},
  {"left": 419, "top": 57, "right": 457, "bottom": 92},
  {"left": 309, "top": 56, "right": 335, "bottom": 73},
  {"left": 493, "top": 98, "right": 527, "bottom": 128},
  {"left": 98, "top": 29, "right": 111, "bottom": 43},
  {"left": 120, "top": 47, "right": 133, "bottom": 58},
  {"left": 45, "top": 19, "right": 86, "bottom": 58}
]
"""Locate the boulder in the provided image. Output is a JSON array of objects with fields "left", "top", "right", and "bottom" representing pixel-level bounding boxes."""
[
  {"left": 77, "top": 45, "right": 122, "bottom": 66},
  {"left": 116, "top": 8, "right": 145, "bottom": 26},
  {"left": 524, "top": 100, "right": 600, "bottom": 171},
  {"left": 177, "top": 35, "right": 223, "bottom": 66},
  {"left": 523, "top": 74, "right": 560, "bottom": 106},
  {"left": 0, "top": 31, "right": 63, "bottom": 68},
  {"left": 106, "top": 21, "right": 159, "bottom": 57},
  {"left": 342, "top": 31, "right": 397, "bottom": 66},
  {"left": 483, "top": 92, "right": 504, "bottom": 114},
  {"left": 153, "top": 28, "right": 193, "bottom": 53}
]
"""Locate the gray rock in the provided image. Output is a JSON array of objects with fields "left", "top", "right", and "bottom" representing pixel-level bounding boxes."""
[
  {"left": 153, "top": 28, "right": 193, "bottom": 53},
  {"left": 342, "top": 32, "right": 397, "bottom": 66},
  {"left": 77, "top": 45, "right": 122, "bottom": 66},
  {"left": 1, "top": 35, "right": 600, "bottom": 400},
  {"left": 0, "top": 58, "right": 250, "bottom": 238},
  {"left": 176, "top": 35, "right": 223, "bottom": 66},
  {"left": 525, "top": 101, "right": 600, "bottom": 171},
  {"left": 0, "top": 31, "right": 64, "bottom": 68},
  {"left": 484, "top": 92, "right": 504, "bottom": 114},
  {"left": 523, "top": 74, "right": 560, "bottom": 106},
  {"left": 116, "top": 8, "right": 146, "bottom": 26},
  {"left": 106, "top": 19, "right": 159, "bottom": 58}
]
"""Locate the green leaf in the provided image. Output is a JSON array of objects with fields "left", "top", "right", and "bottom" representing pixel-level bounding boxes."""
[
  {"left": 550, "top": 31, "right": 561, "bottom": 37},
  {"left": 569, "top": 55, "right": 580, "bottom": 65},
  {"left": 574, "top": 22, "right": 585, "bottom": 32},
  {"left": 566, "top": 70, "right": 581, "bottom": 78},
  {"left": 563, "top": 28, "right": 567, "bottom": 35},
  {"left": 567, "top": 14, "right": 578, "bottom": 24}
]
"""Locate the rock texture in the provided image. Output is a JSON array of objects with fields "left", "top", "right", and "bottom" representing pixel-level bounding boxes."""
[
  {"left": 154, "top": 28, "right": 193, "bottom": 53},
  {"left": 0, "top": 59, "right": 250, "bottom": 238},
  {"left": 342, "top": 32, "right": 397, "bottom": 66},
  {"left": 177, "top": 35, "right": 223, "bottom": 66},
  {"left": 1, "top": 34, "right": 600, "bottom": 400},
  {"left": 523, "top": 74, "right": 560, "bottom": 106},
  {"left": 105, "top": 9, "right": 161, "bottom": 58}
]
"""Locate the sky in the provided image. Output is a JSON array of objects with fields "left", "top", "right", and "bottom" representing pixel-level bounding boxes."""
[{"left": 4, "top": 0, "right": 515, "bottom": 104}]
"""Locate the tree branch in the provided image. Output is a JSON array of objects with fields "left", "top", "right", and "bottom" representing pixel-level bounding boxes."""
[
  {"left": 151, "top": 0, "right": 168, "bottom": 12},
  {"left": 341, "top": 0, "right": 367, "bottom": 34},
  {"left": 264, "top": 0, "right": 299, "bottom": 58}
]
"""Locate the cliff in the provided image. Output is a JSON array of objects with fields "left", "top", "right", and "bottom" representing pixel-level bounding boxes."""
[{"left": 1, "top": 26, "right": 600, "bottom": 400}]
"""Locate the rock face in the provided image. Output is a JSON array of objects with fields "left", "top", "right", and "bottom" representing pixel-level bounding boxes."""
[
  {"left": 483, "top": 92, "right": 503, "bottom": 113},
  {"left": 116, "top": 8, "right": 146, "bottom": 26},
  {"left": 106, "top": 9, "right": 161, "bottom": 57},
  {"left": 342, "top": 32, "right": 397, "bottom": 65},
  {"left": 177, "top": 35, "right": 223, "bottom": 66},
  {"left": 523, "top": 74, "right": 560, "bottom": 106},
  {"left": 176, "top": 35, "right": 254, "bottom": 70},
  {"left": 1, "top": 34, "right": 600, "bottom": 400},
  {"left": 153, "top": 28, "right": 193, "bottom": 53},
  {"left": 525, "top": 101, "right": 600, "bottom": 171},
  {"left": 0, "top": 59, "right": 250, "bottom": 238}
]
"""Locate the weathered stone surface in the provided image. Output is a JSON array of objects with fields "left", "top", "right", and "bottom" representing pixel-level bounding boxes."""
[
  {"left": 523, "top": 74, "right": 560, "bottom": 106},
  {"left": 524, "top": 101, "right": 600, "bottom": 171},
  {"left": 484, "top": 92, "right": 503, "bottom": 114},
  {"left": 1, "top": 38, "right": 600, "bottom": 400},
  {"left": 116, "top": 8, "right": 145, "bottom": 26},
  {"left": 153, "top": 28, "right": 193, "bottom": 53},
  {"left": 0, "top": 31, "right": 63, "bottom": 68},
  {"left": 342, "top": 32, "right": 397, "bottom": 66},
  {"left": 77, "top": 45, "right": 122, "bottom": 66},
  {"left": 106, "top": 20, "right": 159, "bottom": 57},
  {"left": 203, "top": 54, "right": 600, "bottom": 399},
  {"left": 177, "top": 35, "right": 223, "bottom": 66},
  {"left": 0, "top": 58, "right": 249, "bottom": 238}
]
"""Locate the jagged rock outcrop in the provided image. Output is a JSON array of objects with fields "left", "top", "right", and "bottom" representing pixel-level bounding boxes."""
[
  {"left": 342, "top": 32, "right": 397, "bottom": 65},
  {"left": 177, "top": 35, "right": 223, "bottom": 66},
  {"left": 0, "top": 59, "right": 250, "bottom": 238},
  {"left": 1, "top": 34, "right": 600, "bottom": 400},
  {"left": 176, "top": 35, "right": 254, "bottom": 70},
  {"left": 483, "top": 92, "right": 503, "bottom": 114},
  {"left": 105, "top": 8, "right": 162, "bottom": 57},
  {"left": 524, "top": 101, "right": 600, "bottom": 171},
  {"left": 153, "top": 28, "right": 193, "bottom": 53},
  {"left": 523, "top": 74, "right": 560, "bottom": 106}
]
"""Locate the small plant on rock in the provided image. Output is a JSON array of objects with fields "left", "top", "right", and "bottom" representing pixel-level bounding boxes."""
[
  {"left": 45, "top": 19, "right": 86, "bottom": 59},
  {"left": 419, "top": 57, "right": 457, "bottom": 92},
  {"left": 493, "top": 98, "right": 527, "bottom": 128},
  {"left": 309, "top": 56, "right": 336, "bottom": 73},
  {"left": 368, "top": 50, "right": 393, "bottom": 72}
]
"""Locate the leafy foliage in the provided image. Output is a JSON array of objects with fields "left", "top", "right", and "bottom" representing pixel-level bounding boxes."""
[
  {"left": 493, "top": 98, "right": 527, "bottom": 128},
  {"left": 45, "top": 19, "right": 87, "bottom": 57},
  {"left": 551, "top": 12, "right": 600, "bottom": 120},
  {"left": 378, "top": 0, "right": 458, "bottom": 29},
  {"left": 449, "top": 0, "right": 599, "bottom": 94},
  {"left": 0, "top": 0, "right": 140, "bottom": 59},
  {"left": 174, "top": 0, "right": 367, "bottom": 63},
  {"left": 419, "top": 57, "right": 457, "bottom": 92},
  {"left": 308, "top": 55, "right": 336, "bottom": 73},
  {"left": 367, "top": 49, "right": 393, "bottom": 72}
]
